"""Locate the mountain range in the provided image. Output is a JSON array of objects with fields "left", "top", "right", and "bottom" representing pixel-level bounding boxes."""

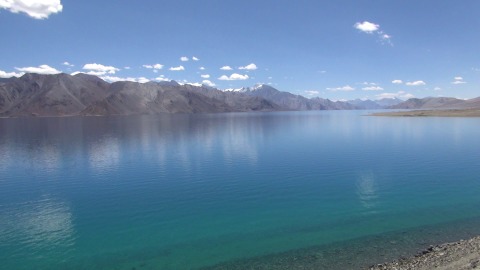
[
  {"left": 389, "top": 97, "right": 480, "bottom": 110},
  {"left": 1, "top": 73, "right": 478, "bottom": 117}
]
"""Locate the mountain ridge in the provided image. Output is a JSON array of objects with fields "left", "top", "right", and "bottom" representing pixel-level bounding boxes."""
[
  {"left": 3, "top": 73, "right": 476, "bottom": 117},
  {"left": 390, "top": 97, "right": 480, "bottom": 110}
]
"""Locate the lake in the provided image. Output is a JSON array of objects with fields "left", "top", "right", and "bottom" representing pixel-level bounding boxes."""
[{"left": 1, "top": 111, "right": 480, "bottom": 269}]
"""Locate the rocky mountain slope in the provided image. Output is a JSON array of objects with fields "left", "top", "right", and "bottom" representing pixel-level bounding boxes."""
[
  {"left": 0, "top": 73, "right": 279, "bottom": 117},
  {"left": 0, "top": 74, "right": 360, "bottom": 117}
]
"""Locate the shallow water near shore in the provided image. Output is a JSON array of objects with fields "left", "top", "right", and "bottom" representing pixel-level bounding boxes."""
[{"left": 1, "top": 111, "right": 480, "bottom": 269}]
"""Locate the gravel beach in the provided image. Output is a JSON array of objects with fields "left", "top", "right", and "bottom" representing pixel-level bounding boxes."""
[{"left": 368, "top": 236, "right": 480, "bottom": 270}]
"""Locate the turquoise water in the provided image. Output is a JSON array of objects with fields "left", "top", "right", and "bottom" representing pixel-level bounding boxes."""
[{"left": 1, "top": 111, "right": 480, "bottom": 269}]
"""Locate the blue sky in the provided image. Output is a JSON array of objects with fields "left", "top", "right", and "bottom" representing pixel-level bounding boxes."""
[{"left": 1, "top": 0, "right": 479, "bottom": 100}]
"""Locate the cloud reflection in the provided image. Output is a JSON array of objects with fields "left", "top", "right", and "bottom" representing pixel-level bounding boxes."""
[{"left": 356, "top": 171, "right": 379, "bottom": 211}]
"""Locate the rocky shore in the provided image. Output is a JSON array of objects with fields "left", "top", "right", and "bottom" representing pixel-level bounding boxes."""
[{"left": 368, "top": 236, "right": 480, "bottom": 270}]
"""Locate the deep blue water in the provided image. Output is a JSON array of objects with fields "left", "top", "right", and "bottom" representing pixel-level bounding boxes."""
[{"left": 1, "top": 111, "right": 480, "bottom": 269}]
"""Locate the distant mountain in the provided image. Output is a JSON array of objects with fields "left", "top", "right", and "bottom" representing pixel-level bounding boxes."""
[
  {"left": 0, "top": 73, "right": 278, "bottom": 117},
  {"left": 390, "top": 97, "right": 468, "bottom": 109},
  {"left": 347, "top": 99, "right": 382, "bottom": 109},
  {"left": 347, "top": 98, "right": 403, "bottom": 109},
  {"left": 226, "top": 84, "right": 355, "bottom": 110},
  {"left": 375, "top": 98, "right": 404, "bottom": 107}
]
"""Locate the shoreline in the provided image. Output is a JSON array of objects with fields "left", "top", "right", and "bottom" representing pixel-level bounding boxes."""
[
  {"left": 370, "top": 109, "right": 480, "bottom": 117},
  {"left": 203, "top": 216, "right": 480, "bottom": 270},
  {"left": 368, "top": 236, "right": 480, "bottom": 270}
]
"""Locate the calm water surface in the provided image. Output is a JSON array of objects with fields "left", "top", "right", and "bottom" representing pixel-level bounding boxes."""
[{"left": 1, "top": 111, "right": 480, "bottom": 269}]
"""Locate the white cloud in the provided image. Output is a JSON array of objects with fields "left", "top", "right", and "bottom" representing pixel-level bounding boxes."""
[
  {"left": 304, "top": 90, "right": 320, "bottom": 96},
  {"left": 354, "top": 21, "right": 379, "bottom": 33},
  {"left": 0, "top": 70, "right": 24, "bottom": 78},
  {"left": 452, "top": 76, "right": 466, "bottom": 84},
  {"left": 218, "top": 73, "right": 249, "bottom": 81},
  {"left": 0, "top": 0, "right": 63, "bottom": 19},
  {"left": 169, "top": 65, "right": 185, "bottom": 71},
  {"left": 434, "top": 87, "right": 442, "bottom": 91},
  {"left": 180, "top": 56, "right": 189, "bottom": 62},
  {"left": 200, "top": 74, "right": 210, "bottom": 79},
  {"left": 15, "top": 64, "right": 61, "bottom": 74},
  {"left": 392, "top": 79, "right": 403, "bottom": 84},
  {"left": 136, "top": 77, "right": 150, "bottom": 83},
  {"left": 239, "top": 63, "right": 258, "bottom": 70},
  {"left": 82, "top": 70, "right": 108, "bottom": 76},
  {"left": 192, "top": 56, "right": 199, "bottom": 61},
  {"left": 199, "top": 67, "right": 206, "bottom": 70},
  {"left": 101, "top": 76, "right": 150, "bottom": 83},
  {"left": 354, "top": 21, "right": 392, "bottom": 45},
  {"left": 362, "top": 86, "right": 384, "bottom": 91},
  {"left": 154, "top": 75, "right": 170, "bottom": 82},
  {"left": 143, "top": 64, "right": 163, "bottom": 70},
  {"left": 202, "top": 80, "right": 215, "bottom": 87},
  {"left": 83, "top": 63, "right": 119, "bottom": 75},
  {"left": 62, "top": 61, "right": 74, "bottom": 67},
  {"left": 376, "top": 91, "right": 414, "bottom": 100},
  {"left": 220, "top": 66, "right": 233, "bottom": 71},
  {"left": 327, "top": 85, "right": 355, "bottom": 91},
  {"left": 405, "top": 80, "right": 426, "bottom": 86},
  {"left": 124, "top": 66, "right": 131, "bottom": 70}
]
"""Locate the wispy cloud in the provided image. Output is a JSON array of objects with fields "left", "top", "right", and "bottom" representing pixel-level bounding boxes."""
[
  {"left": 218, "top": 73, "right": 249, "bottom": 81},
  {"left": 376, "top": 91, "right": 414, "bottom": 100},
  {"left": 392, "top": 79, "right": 403, "bottom": 84},
  {"left": 362, "top": 86, "right": 384, "bottom": 91},
  {"left": 199, "top": 67, "right": 206, "bottom": 70},
  {"left": 101, "top": 76, "right": 150, "bottom": 83},
  {"left": 405, "top": 80, "right": 426, "bottom": 86},
  {"left": 16, "top": 64, "right": 61, "bottom": 74},
  {"left": 327, "top": 85, "right": 355, "bottom": 91},
  {"left": 0, "top": 0, "right": 63, "bottom": 19},
  {"left": 239, "top": 63, "right": 257, "bottom": 70},
  {"left": 192, "top": 56, "right": 200, "bottom": 61},
  {"left": 451, "top": 76, "right": 466, "bottom": 84},
  {"left": 220, "top": 66, "right": 233, "bottom": 71},
  {"left": 143, "top": 64, "right": 163, "bottom": 70},
  {"left": 169, "top": 65, "right": 185, "bottom": 71},
  {"left": 200, "top": 74, "right": 210, "bottom": 79},
  {"left": 62, "top": 62, "right": 74, "bottom": 67},
  {"left": 180, "top": 56, "right": 189, "bottom": 62}
]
